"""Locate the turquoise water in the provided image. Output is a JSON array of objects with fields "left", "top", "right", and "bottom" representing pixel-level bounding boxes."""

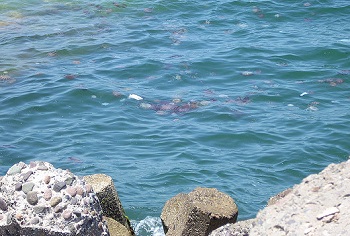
[{"left": 1, "top": 0, "right": 349, "bottom": 234}]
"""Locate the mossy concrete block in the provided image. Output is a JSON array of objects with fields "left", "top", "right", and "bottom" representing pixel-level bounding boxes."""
[
  {"left": 161, "top": 187, "right": 238, "bottom": 236},
  {"left": 104, "top": 216, "right": 133, "bottom": 236},
  {"left": 84, "top": 174, "right": 134, "bottom": 235}
]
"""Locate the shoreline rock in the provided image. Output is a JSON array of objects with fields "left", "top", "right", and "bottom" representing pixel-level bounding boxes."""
[
  {"left": 250, "top": 159, "right": 350, "bottom": 235},
  {"left": 161, "top": 187, "right": 238, "bottom": 236},
  {"left": 2, "top": 159, "right": 349, "bottom": 235},
  {"left": 0, "top": 161, "right": 109, "bottom": 235},
  {"left": 210, "top": 159, "right": 350, "bottom": 235},
  {"left": 84, "top": 174, "right": 135, "bottom": 235},
  {"left": 0, "top": 162, "right": 135, "bottom": 236}
]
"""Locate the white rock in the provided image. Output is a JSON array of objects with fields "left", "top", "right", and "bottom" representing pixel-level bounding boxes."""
[{"left": 316, "top": 207, "right": 339, "bottom": 220}]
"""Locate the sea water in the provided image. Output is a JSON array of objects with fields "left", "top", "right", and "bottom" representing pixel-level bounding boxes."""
[{"left": 1, "top": 0, "right": 349, "bottom": 235}]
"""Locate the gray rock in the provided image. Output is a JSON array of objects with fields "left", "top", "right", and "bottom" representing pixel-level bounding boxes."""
[
  {"left": 161, "top": 187, "right": 238, "bottom": 236},
  {"left": 65, "top": 176, "right": 75, "bottom": 186},
  {"left": 22, "top": 182, "right": 35, "bottom": 194},
  {"left": 21, "top": 170, "right": 33, "bottom": 181},
  {"left": 0, "top": 197, "right": 8, "bottom": 211},
  {"left": 26, "top": 191, "right": 38, "bottom": 205},
  {"left": 71, "top": 197, "right": 78, "bottom": 205},
  {"left": 37, "top": 163, "right": 48, "bottom": 170},
  {"left": 29, "top": 162, "right": 37, "bottom": 168},
  {"left": 73, "top": 210, "right": 82, "bottom": 217},
  {"left": 7, "top": 165, "right": 22, "bottom": 175},
  {"left": 53, "top": 181, "right": 66, "bottom": 192},
  {"left": 14, "top": 182, "right": 22, "bottom": 191},
  {"left": 33, "top": 205, "right": 48, "bottom": 214},
  {"left": 30, "top": 217, "right": 40, "bottom": 225}
]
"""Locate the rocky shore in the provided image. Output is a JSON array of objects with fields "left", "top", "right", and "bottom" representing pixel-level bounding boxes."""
[
  {"left": 0, "top": 161, "right": 132, "bottom": 236},
  {"left": 1, "top": 159, "right": 349, "bottom": 235},
  {"left": 210, "top": 158, "right": 350, "bottom": 236}
]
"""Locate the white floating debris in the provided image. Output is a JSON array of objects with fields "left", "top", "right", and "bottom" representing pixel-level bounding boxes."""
[
  {"left": 91, "top": 95, "right": 97, "bottom": 99},
  {"left": 102, "top": 103, "right": 109, "bottom": 106},
  {"left": 287, "top": 104, "right": 294, "bottom": 107},
  {"left": 300, "top": 92, "right": 308, "bottom": 97},
  {"left": 307, "top": 106, "right": 318, "bottom": 111},
  {"left": 128, "top": 94, "right": 143, "bottom": 100},
  {"left": 241, "top": 71, "right": 254, "bottom": 76}
]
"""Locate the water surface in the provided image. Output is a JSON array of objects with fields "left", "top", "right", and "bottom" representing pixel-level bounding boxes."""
[{"left": 1, "top": 0, "right": 349, "bottom": 235}]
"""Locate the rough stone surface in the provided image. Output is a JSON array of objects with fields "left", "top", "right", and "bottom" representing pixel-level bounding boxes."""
[
  {"left": 53, "top": 181, "right": 66, "bottom": 192},
  {"left": 84, "top": 174, "right": 134, "bottom": 235},
  {"left": 0, "top": 197, "right": 8, "bottom": 211},
  {"left": 161, "top": 187, "right": 238, "bottom": 236},
  {"left": 250, "top": 159, "right": 350, "bottom": 236},
  {"left": 0, "top": 161, "right": 109, "bottom": 236},
  {"left": 104, "top": 216, "right": 133, "bottom": 236},
  {"left": 209, "top": 219, "right": 255, "bottom": 236},
  {"left": 26, "top": 191, "right": 39, "bottom": 205},
  {"left": 22, "top": 182, "right": 35, "bottom": 193}
]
